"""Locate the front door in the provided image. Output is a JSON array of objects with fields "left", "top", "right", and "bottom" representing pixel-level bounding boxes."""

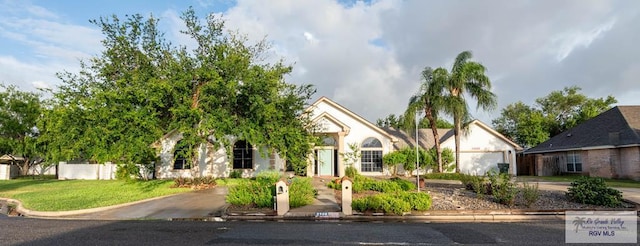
[{"left": 317, "top": 149, "right": 333, "bottom": 176}]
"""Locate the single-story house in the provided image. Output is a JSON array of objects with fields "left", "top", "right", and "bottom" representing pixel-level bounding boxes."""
[
  {"left": 0, "top": 154, "right": 23, "bottom": 180},
  {"left": 525, "top": 106, "right": 640, "bottom": 180},
  {"left": 153, "top": 96, "right": 521, "bottom": 178},
  {"left": 385, "top": 120, "right": 522, "bottom": 176}
]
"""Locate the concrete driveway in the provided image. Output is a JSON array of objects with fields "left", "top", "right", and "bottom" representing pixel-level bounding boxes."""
[{"left": 63, "top": 186, "right": 229, "bottom": 220}]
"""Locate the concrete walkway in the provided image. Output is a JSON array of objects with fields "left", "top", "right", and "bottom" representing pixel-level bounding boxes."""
[{"left": 286, "top": 177, "right": 340, "bottom": 216}]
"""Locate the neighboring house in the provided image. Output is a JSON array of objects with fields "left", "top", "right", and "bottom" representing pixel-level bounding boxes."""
[
  {"left": 525, "top": 106, "right": 640, "bottom": 180},
  {"left": 0, "top": 154, "right": 23, "bottom": 180},
  {"left": 385, "top": 120, "right": 522, "bottom": 176}
]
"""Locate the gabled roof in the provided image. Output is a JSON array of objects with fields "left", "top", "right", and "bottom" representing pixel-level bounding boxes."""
[
  {"left": 526, "top": 106, "right": 640, "bottom": 154},
  {"left": 385, "top": 120, "right": 522, "bottom": 151},
  {"left": 384, "top": 127, "right": 451, "bottom": 150},
  {"left": 307, "top": 97, "right": 397, "bottom": 142},
  {"left": 0, "top": 154, "right": 25, "bottom": 164}
]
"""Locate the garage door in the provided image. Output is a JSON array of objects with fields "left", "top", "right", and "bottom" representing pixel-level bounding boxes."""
[{"left": 458, "top": 152, "right": 504, "bottom": 176}]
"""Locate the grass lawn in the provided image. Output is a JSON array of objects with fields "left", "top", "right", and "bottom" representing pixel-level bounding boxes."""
[
  {"left": 0, "top": 179, "right": 191, "bottom": 211},
  {"left": 517, "top": 175, "right": 640, "bottom": 188}
]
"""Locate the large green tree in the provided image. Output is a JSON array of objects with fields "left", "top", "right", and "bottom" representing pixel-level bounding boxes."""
[
  {"left": 441, "top": 51, "right": 497, "bottom": 173},
  {"left": 42, "top": 8, "right": 317, "bottom": 175},
  {"left": 0, "top": 84, "right": 44, "bottom": 175},
  {"left": 493, "top": 86, "right": 616, "bottom": 148}
]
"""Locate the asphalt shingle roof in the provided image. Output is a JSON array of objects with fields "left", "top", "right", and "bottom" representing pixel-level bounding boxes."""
[{"left": 525, "top": 106, "right": 640, "bottom": 154}]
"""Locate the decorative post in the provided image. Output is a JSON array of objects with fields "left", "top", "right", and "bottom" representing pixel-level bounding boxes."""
[{"left": 341, "top": 177, "right": 352, "bottom": 216}]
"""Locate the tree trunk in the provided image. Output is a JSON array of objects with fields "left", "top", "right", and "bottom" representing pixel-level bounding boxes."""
[
  {"left": 454, "top": 118, "right": 461, "bottom": 173},
  {"left": 425, "top": 108, "right": 443, "bottom": 172}
]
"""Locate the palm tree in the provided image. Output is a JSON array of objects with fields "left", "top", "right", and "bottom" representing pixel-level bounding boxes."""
[
  {"left": 402, "top": 67, "right": 448, "bottom": 172},
  {"left": 442, "top": 51, "right": 497, "bottom": 173}
]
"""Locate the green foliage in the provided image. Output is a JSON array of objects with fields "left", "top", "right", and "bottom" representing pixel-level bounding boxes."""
[
  {"left": 40, "top": 8, "right": 317, "bottom": 172},
  {"left": 382, "top": 151, "right": 406, "bottom": 176},
  {"left": 487, "top": 170, "right": 517, "bottom": 207},
  {"left": 398, "top": 147, "right": 431, "bottom": 175},
  {"left": 423, "top": 172, "right": 462, "bottom": 180},
  {"left": 0, "top": 84, "right": 44, "bottom": 175},
  {"left": 567, "top": 176, "right": 623, "bottom": 207},
  {"left": 229, "top": 170, "right": 242, "bottom": 179},
  {"left": 521, "top": 182, "right": 540, "bottom": 207},
  {"left": 352, "top": 191, "right": 431, "bottom": 215},
  {"left": 376, "top": 113, "right": 452, "bottom": 129},
  {"left": 289, "top": 177, "right": 315, "bottom": 208},
  {"left": 116, "top": 164, "right": 141, "bottom": 181},
  {"left": 172, "top": 177, "right": 216, "bottom": 189},
  {"left": 255, "top": 170, "right": 282, "bottom": 184},
  {"left": 493, "top": 86, "right": 617, "bottom": 148},
  {"left": 399, "top": 192, "right": 432, "bottom": 211},
  {"left": 344, "top": 166, "right": 359, "bottom": 179},
  {"left": 226, "top": 180, "right": 275, "bottom": 208},
  {"left": 390, "top": 177, "right": 416, "bottom": 191},
  {"left": 340, "top": 143, "right": 361, "bottom": 168},
  {"left": 326, "top": 178, "right": 341, "bottom": 190}
]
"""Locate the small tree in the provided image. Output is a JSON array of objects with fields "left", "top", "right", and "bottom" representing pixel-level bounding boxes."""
[
  {"left": 382, "top": 151, "right": 406, "bottom": 176},
  {"left": 340, "top": 142, "right": 361, "bottom": 168}
]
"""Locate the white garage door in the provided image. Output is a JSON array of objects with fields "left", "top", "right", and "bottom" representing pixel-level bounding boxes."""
[{"left": 459, "top": 152, "right": 505, "bottom": 176}]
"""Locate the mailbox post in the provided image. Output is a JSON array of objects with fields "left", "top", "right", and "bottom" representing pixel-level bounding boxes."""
[
  {"left": 275, "top": 180, "right": 290, "bottom": 216},
  {"left": 341, "top": 177, "right": 352, "bottom": 216}
]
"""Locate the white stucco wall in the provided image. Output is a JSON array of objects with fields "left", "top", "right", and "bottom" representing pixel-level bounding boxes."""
[
  {"left": 440, "top": 122, "right": 518, "bottom": 176},
  {"left": 311, "top": 100, "right": 395, "bottom": 176}
]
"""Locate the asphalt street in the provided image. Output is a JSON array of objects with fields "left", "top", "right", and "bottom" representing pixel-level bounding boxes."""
[{"left": 2, "top": 216, "right": 638, "bottom": 245}]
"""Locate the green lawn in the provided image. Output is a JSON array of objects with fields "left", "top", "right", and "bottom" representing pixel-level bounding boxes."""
[
  {"left": 0, "top": 179, "right": 191, "bottom": 211},
  {"left": 517, "top": 176, "right": 640, "bottom": 188}
]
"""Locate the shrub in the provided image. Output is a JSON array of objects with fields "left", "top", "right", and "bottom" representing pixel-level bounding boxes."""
[
  {"left": 470, "top": 176, "right": 489, "bottom": 198},
  {"left": 229, "top": 170, "right": 242, "bottom": 179},
  {"left": 326, "top": 179, "right": 341, "bottom": 190},
  {"left": 424, "top": 173, "right": 463, "bottom": 180},
  {"left": 487, "top": 170, "right": 517, "bottom": 207},
  {"left": 172, "top": 177, "right": 216, "bottom": 189},
  {"left": 567, "top": 176, "right": 623, "bottom": 207},
  {"left": 289, "top": 177, "right": 315, "bottom": 208},
  {"left": 345, "top": 166, "right": 359, "bottom": 179},
  {"left": 116, "top": 163, "right": 140, "bottom": 180},
  {"left": 399, "top": 192, "right": 432, "bottom": 211},
  {"left": 352, "top": 193, "right": 420, "bottom": 215},
  {"left": 521, "top": 181, "right": 540, "bottom": 207},
  {"left": 226, "top": 180, "right": 274, "bottom": 208},
  {"left": 255, "top": 170, "right": 282, "bottom": 184},
  {"left": 390, "top": 177, "right": 416, "bottom": 191}
]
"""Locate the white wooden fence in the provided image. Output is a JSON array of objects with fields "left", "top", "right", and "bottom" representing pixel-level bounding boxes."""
[{"left": 57, "top": 162, "right": 152, "bottom": 180}]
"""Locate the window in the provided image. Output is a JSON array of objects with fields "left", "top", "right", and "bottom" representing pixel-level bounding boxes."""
[
  {"left": 566, "top": 151, "right": 582, "bottom": 172},
  {"left": 360, "top": 137, "right": 383, "bottom": 172},
  {"left": 173, "top": 142, "right": 191, "bottom": 170},
  {"left": 233, "top": 140, "right": 253, "bottom": 169}
]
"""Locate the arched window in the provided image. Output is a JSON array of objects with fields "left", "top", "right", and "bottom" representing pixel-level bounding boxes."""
[
  {"left": 321, "top": 136, "right": 336, "bottom": 146},
  {"left": 360, "top": 137, "right": 383, "bottom": 172},
  {"left": 233, "top": 140, "right": 253, "bottom": 169},
  {"left": 173, "top": 141, "right": 191, "bottom": 170}
]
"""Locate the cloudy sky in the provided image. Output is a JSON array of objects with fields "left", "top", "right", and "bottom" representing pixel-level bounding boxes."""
[{"left": 1, "top": 0, "right": 639, "bottom": 124}]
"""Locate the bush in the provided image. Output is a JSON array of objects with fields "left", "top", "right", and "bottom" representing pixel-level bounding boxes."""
[
  {"left": 326, "top": 179, "right": 341, "bottom": 190},
  {"left": 424, "top": 173, "right": 463, "bottom": 180},
  {"left": 487, "top": 170, "right": 517, "bottom": 207},
  {"left": 289, "top": 177, "right": 315, "bottom": 208},
  {"left": 390, "top": 177, "right": 416, "bottom": 191},
  {"left": 399, "top": 192, "right": 432, "bottom": 211},
  {"left": 226, "top": 180, "right": 274, "bottom": 208},
  {"left": 116, "top": 163, "right": 140, "bottom": 180},
  {"left": 567, "top": 176, "right": 623, "bottom": 207},
  {"left": 255, "top": 170, "right": 282, "bottom": 184},
  {"left": 229, "top": 170, "right": 242, "bottom": 179},
  {"left": 345, "top": 166, "right": 359, "bottom": 179},
  {"left": 521, "top": 182, "right": 540, "bottom": 207},
  {"left": 172, "top": 177, "right": 216, "bottom": 189}
]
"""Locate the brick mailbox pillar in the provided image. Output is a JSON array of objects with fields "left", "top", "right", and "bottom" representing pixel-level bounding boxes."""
[
  {"left": 341, "top": 177, "right": 353, "bottom": 216},
  {"left": 275, "top": 180, "right": 290, "bottom": 216}
]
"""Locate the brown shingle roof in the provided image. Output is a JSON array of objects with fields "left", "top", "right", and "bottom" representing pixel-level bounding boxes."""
[
  {"left": 525, "top": 106, "right": 640, "bottom": 154},
  {"left": 383, "top": 127, "right": 452, "bottom": 150}
]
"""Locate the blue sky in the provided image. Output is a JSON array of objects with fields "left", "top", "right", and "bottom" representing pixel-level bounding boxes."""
[{"left": 1, "top": 0, "right": 639, "bottom": 124}]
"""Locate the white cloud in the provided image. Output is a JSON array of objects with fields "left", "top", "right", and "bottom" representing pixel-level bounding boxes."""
[{"left": 550, "top": 18, "right": 617, "bottom": 62}]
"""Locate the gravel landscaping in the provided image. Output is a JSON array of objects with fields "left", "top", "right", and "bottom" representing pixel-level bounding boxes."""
[{"left": 424, "top": 182, "right": 636, "bottom": 211}]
